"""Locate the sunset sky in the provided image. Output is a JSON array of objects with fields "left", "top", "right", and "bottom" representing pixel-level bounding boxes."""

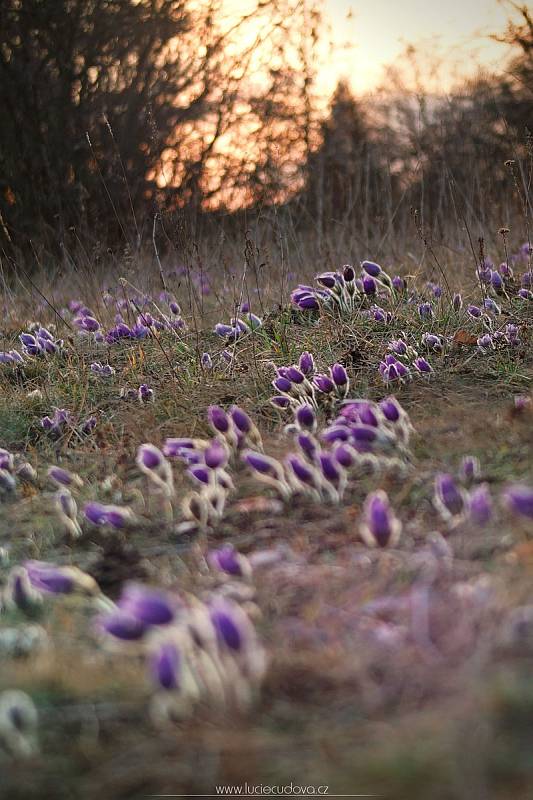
[{"left": 324, "top": 0, "right": 513, "bottom": 93}]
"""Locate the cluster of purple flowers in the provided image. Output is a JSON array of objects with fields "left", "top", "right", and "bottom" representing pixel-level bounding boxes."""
[
  {"left": 0, "top": 448, "right": 36, "bottom": 494},
  {"left": 0, "top": 349, "right": 24, "bottom": 366},
  {"left": 433, "top": 458, "right": 533, "bottom": 527},
  {"left": 244, "top": 395, "right": 412, "bottom": 506},
  {"left": 40, "top": 408, "right": 96, "bottom": 439},
  {"left": 96, "top": 579, "right": 266, "bottom": 716},
  {"left": 214, "top": 308, "right": 263, "bottom": 341},
  {"left": 270, "top": 351, "right": 349, "bottom": 410},
  {"left": 477, "top": 257, "right": 533, "bottom": 302},
  {"left": 476, "top": 323, "right": 521, "bottom": 355},
  {"left": 19, "top": 326, "right": 63, "bottom": 357},
  {"left": 161, "top": 405, "right": 261, "bottom": 529},
  {"left": 291, "top": 261, "right": 396, "bottom": 314},
  {"left": 90, "top": 362, "right": 115, "bottom": 378},
  {"left": 70, "top": 292, "right": 187, "bottom": 347},
  {"left": 380, "top": 333, "right": 435, "bottom": 384}
]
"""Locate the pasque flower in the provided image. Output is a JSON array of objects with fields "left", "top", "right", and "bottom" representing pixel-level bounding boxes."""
[
  {"left": 84, "top": 501, "right": 134, "bottom": 529},
  {"left": 118, "top": 583, "right": 177, "bottom": 626},
  {"left": 25, "top": 560, "right": 99, "bottom": 596},
  {"left": 330, "top": 363, "right": 349, "bottom": 397},
  {"left": 460, "top": 455, "right": 481, "bottom": 483},
  {"left": 98, "top": 608, "right": 147, "bottom": 641},
  {"left": 149, "top": 639, "right": 181, "bottom": 690},
  {"left": 469, "top": 484, "right": 493, "bottom": 525},
  {"left": 208, "top": 545, "right": 251, "bottom": 578},
  {"left": 413, "top": 356, "right": 432, "bottom": 375},
  {"left": 137, "top": 443, "right": 174, "bottom": 498},
  {"left": 359, "top": 490, "right": 402, "bottom": 548},
  {"left": 294, "top": 404, "right": 317, "bottom": 432},
  {"left": 503, "top": 484, "right": 533, "bottom": 519},
  {"left": 47, "top": 466, "right": 83, "bottom": 488},
  {"left": 434, "top": 473, "right": 467, "bottom": 520}
]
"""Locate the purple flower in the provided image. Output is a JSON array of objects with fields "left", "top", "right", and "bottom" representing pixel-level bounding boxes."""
[
  {"left": 418, "top": 302, "right": 433, "bottom": 319},
  {"left": 295, "top": 404, "right": 316, "bottom": 432},
  {"left": 434, "top": 473, "right": 466, "bottom": 519},
  {"left": 188, "top": 465, "right": 211, "bottom": 485},
  {"left": 24, "top": 560, "right": 75, "bottom": 594},
  {"left": 316, "top": 271, "right": 339, "bottom": 289},
  {"left": 298, "top": 351, "right": 315, "bottom": 376},
  {"left": 208, "top": 545, "right": 250, "bottom": 577},
  {"left": 0, "top": 449, "right": 14, "bottom": 472},
  {"left": 321, "top": 425, "right": 350, "bottom": 444},
  {"left": 149, "top": 640, "right": 181, "bottom": 690},
  {"left": 119, "top": 583, "right": 176, "bottom": 626},
  {"left": 460, "top": 455, "right": 480, "bottom": 483},
  {"left": 505, "top": 324, "right": 520, "bottom": 346},
  {"left": 99, "top": 609, "right": 147, "bottom": 641},
  {"left": 90, "top": 362, "right": 115, "bottom": 378},
  {"left": 243, "top": 450, "right": 281, "bottom": 477},
  {"left": 204, "top": 440, "right": 228, "bottom": 470},
  {"left": 74, "top": 315, "right": 100, "bottom": 333},
  {"left": 490, "top": 270, "right": 503, "bottom": 291},
  {"left": 209, "top": 599, "right": 250, "bottom": 652},
  {"left": 214, "top": 323, "right": 235, "bottom": 338},
  {"left": 341, "top": 265, "right": 354, "bottom": 283},
  {"left": 138, "top": 384, "right": 154, "bottom": 403},
  {"left": 362, "top": 275, "right": 377, "bottom": 295},
  {"left": 47, "top": 466, "right": 82, "bottom": 488},
  {"left": 477, "top": 334, "right": 494, "bottom": 353},
  {"left": 467, "top": 305, "right": 482, "bottom": 319},
  {"left": 138, "top": 443, "right": 164, "bottom": 471},
  {"left": 273, "top": 376, "right": 292, "bottom": 394},
  {"left": 452, "top": 293, "right": 463, "bottom": 311},
  {"left": 388, "top": 339, "right": 408, "bottom": 356},
  {"left": 292, "top": 290, "right": 320, "bottom": 310},
  {"left": 208, "top": 405, "right": 230, "bottom": 435},
  {"left": 80, "top": 416, "right": 97, "bottom": 435},
  {"left": 286, "top": 454, "right": 317, "bottom": 486},
  {"left": 84, "top": 501, "right": 132, "bottom": 529},
  {"left": 478, "top": 265, "right": 492, "bottom": 284},
  {"left": 359, "top": 490, "right": 401, "bottom": 548},
  {"left": 518, "top": 288, "right": 532, "bottom": 300},
  {"left": 270, "top": 395, "right": 291, "bottom": 409},
  {"left": 333, "top": 443, "right": 356, "bottom": 468},
  {"left": 5, "top": 567, "right": 41, "bottom": 611},
  {"left": 318, "top": 453, "right": 343, "bottom": 485},
  {"left": 229, "top": 406, "right": 252, "bottom": 435},
  {"left": 421, "top": 333, "right": 443, "bottom": 352},
  {"left": 413, "top": 357, "right": 432, "bottom": 375},
  {"left": 313, "top": 374, "right": 335, "bottom": 394},
  {"left": 286, "top": 366, "right": 305, "bottom": 384},
  {"left": 371, "top": 306, "right": 389, "bottom": 323},
  {"left": 349, "top": 425, "right": 379, "bottom": 446},
  {"left": 330, "top": 363, "right": 348, "bottom": 391},
  {"left": 84, "top": 501, "right": 108, "bottom": 525},
  {"left": 296, "top": 433, "right": 319, "bottom": 461},
  {"left": 392, "top": 276, "right": 406, "bottom": 290},
  {"left": 469, "top": 484, "right": 492, "bottom": 525},
  {"left": 379, "top": 396, "right": 402, "bottom": 423},
  {"left": 503, "top": 484, "right": 533, "bottom": 519},
  {"left": 361, "top": 260, "right": 382, "bottom": 278},
  {"left": 163, "top": 438, "right": 196, "bottom": 458},
  {"left": 484, "top": 298, "right": 501, "bottom": 315}
]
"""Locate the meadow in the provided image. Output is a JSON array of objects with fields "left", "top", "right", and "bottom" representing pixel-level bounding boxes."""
[{"left": 0, "top": 222, "right": 532, "bottom": 799}]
